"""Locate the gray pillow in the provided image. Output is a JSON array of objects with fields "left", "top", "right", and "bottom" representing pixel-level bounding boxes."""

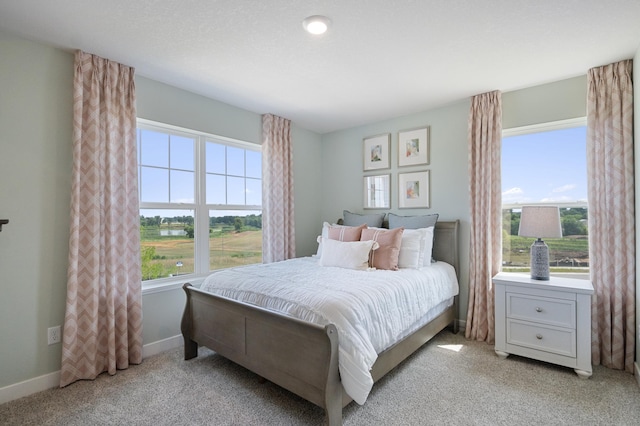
[
  {"left": 388, "top": 213, "right": 438, "bottom": 229},
  {"left": 343, "top": 210, "right": 385, "bottom": 228}
]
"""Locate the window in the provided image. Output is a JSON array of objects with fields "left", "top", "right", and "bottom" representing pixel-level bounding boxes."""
[
  {"left": 137, "top": 120, "right": 262, "bottom": 286},
  {"left": 501, "top": 118, "right": 589, "bottom": 277}
]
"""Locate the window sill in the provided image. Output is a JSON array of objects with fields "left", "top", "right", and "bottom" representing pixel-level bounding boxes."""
[{"left": 141, "top": 274, "right": 208, "bottom": 295}]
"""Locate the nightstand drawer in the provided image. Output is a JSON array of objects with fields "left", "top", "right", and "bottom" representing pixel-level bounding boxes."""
[
  {"left": 507, "top": 319, "right": 576, "bottom": 357},
  {"left": 506, "top": 293, "right": 575, "bottom": 329}
]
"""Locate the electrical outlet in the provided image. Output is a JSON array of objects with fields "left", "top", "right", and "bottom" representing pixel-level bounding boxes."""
[{"left": 48, "top": 326, "right": 61, "bottom": 345}]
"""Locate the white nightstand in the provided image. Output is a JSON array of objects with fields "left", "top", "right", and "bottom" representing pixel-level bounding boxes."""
[{"left": 493, "top": 272, "right": 594, "bottom": 378}]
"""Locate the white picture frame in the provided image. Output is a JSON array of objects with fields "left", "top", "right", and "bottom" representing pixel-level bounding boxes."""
[
  {"left": 363, "top": 133, "right": 390, "bottom": 171},
  {"left": 398, "top": 127, "right": 429, "bottom": 167},
  {"left": 398, "top": 171, "right": 430, "bottom": 208},
  {"left": 364, "top": 174, "right": 391, "bottom": 209}
]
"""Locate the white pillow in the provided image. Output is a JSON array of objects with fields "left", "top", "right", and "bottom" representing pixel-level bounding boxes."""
[
  {"left": 318, "top": 237, "right": 379, "bottom": 270},
  {"left": 398, "top": 227, "right": 435, "bottom": 268},
  {"left": 421, "top": 226, "right": 435, "bottom": 266},
  {"left": 315, "top": 222, "right": 332, "bottom": 257},
  {"left": 398, "top": 228, "right": 424, "bottom": 268}
]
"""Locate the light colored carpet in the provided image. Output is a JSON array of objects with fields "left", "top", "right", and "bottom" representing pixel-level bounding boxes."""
[{"left": 2, "top": 331, "right": 640, "bottom": 425}]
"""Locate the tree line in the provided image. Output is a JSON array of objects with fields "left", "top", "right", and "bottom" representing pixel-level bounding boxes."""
[
  {"left": 140, "top": 214, "right": 262, "bottom": 238},
  {"left": 140, "top": 214, "right": 262, "bottom": 229},
  {"left": 503, "top": 208, "right": 588, "bottom": 237}
]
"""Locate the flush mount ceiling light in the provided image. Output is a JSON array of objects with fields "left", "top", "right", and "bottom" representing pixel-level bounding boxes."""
[{"left": 302, "top": 15, "right": 331, "bottom": 35}]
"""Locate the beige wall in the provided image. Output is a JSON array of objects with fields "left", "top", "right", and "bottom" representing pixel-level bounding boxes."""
[
  {"left": 0, "top": 32, "right": 73, "bottom": 390},
  {"left": 502, "top": 76, "right": 587, "bottom": 128}
]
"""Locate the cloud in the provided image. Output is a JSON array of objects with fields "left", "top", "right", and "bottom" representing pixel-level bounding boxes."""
[
  {"left": 552, "top": 184, "right": 576, "bottom": 193},
  {"left": 541, "top": 195, "right": 572, "bottom": 202},
  {"left": 502, "top": 187, "right": 523, "bottom": 196}
]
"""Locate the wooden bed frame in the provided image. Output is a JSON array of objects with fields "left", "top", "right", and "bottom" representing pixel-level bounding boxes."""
[{"left": 181, "top": 220, "right": 459, "bottom": 425}]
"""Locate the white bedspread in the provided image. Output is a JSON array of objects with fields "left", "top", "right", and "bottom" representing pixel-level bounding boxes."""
[{"left": 200, "top": 257, "right": 459, "bottom": 405}]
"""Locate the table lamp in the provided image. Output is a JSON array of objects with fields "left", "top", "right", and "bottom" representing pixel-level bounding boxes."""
[{"left": 518, "top": 206, "right": 562, "bottom": 280}]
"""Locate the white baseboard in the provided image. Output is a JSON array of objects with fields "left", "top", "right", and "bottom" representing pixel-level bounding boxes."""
[
  {"left": 142, "top": 334, "right": 183, "bottom": 358},
  {"left": 0, "top": 370, "right": 61, "bottom": 405},
  {"left": 455, "top": 319, "right": 467, "bottom": 334},
  {"left": 635, "top": 361, "right": 640, "bottom": 389},
  {"left": 0, "top": 334, "right": 183, "bottom": 406}
]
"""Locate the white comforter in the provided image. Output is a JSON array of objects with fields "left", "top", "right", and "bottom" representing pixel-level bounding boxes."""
[{"left": 200, "top": 257, "right": 459, "bottom": 405}]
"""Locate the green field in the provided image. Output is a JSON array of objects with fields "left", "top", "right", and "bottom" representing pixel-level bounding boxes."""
[
  {"left": 502, "top": 234, "right": 589, "bottom": 273},
  {"left": 209, "top": 228, "right": 262, "bottom": 269},
  {"left": 501, "top": 207, "right": 589, "bottom": 273},
  {"left": 141, "top": 226, "right": 262, "bottom": 281}
]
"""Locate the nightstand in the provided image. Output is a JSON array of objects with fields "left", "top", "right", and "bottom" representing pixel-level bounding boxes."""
[{"left": 493, "top": 272, "right": 594, "bottom": 378}]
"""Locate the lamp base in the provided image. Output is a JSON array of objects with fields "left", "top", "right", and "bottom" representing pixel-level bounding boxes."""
[{"left": 530, "top": 239, "right": 550, "bottom": 281}]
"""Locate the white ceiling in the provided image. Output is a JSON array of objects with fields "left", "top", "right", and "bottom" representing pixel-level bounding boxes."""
[{"left": 1, "top": 0, "right": 640, "bottom": 134}]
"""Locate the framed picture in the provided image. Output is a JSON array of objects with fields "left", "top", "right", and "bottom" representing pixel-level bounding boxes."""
[
  {"left": 398, "top": 171, "right": 430, "bottom": 208},
  {"left": 364, "top": 174, "right": 391, "bottom": 209},
  {"left": 398, "top": 127, "right": 429, "bottom": 167},
  {"left": 363, "top": 133, "right": 390, "bottom": 171}
]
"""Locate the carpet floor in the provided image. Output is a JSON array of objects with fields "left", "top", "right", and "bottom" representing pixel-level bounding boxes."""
[{"left": 2, "top": 331, "right": 639, "bottom": 425}]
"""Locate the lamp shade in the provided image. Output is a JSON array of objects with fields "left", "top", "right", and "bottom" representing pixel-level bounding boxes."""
[{"left": 518, "top": 206, "right": 562, "bottom": 239}]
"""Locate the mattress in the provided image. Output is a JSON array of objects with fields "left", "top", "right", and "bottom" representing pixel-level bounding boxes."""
[{"left": 200, "top": 256, "right": 459, "bottom": 405}]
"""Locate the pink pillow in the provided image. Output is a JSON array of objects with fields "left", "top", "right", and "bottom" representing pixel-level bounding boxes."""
[
  {"left": 328, "top": 224, "right": 367, "bottom": 241},
  {"left": 361, "top": 227, "right": 404, "bottom": 270}
]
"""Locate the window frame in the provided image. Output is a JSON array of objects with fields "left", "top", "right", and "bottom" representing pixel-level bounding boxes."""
[
  {"left": 501, "top": 117, "right": 589, "bottom": 276},
  {"left": 137, "top": 119, "right": 262, "bottom": 294}
]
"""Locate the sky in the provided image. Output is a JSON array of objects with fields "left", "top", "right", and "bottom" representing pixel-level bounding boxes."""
[
  {"left": 138, "top": 129, "right": 262, "bottom": 218},
  {"left": 501, "top": 126, "right": 587, "bottom": 206}
]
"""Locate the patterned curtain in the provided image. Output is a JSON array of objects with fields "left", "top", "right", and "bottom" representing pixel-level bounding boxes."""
[
  {"left": 262, "top": 114, "right": 295, "bottom": 263},
  {"left": 465, "top": 91, "right": 502, "bottom": 343},
  {"left": 60, "top": 51, "right": 142, "bottom": 387},
  {"left": 587, "top": 60, "right": 635, "bottom": 373}
]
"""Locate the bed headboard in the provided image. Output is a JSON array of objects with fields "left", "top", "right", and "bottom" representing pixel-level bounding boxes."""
[{"left": 432, "top": 220, "right": 459, "bottom": 277}]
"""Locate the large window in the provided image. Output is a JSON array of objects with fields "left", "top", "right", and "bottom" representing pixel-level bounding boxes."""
[
  {"left": 501, "top": 119, "right": 588, "bottom": 277},
  {"left": 137, "top": 120, "right": 262, "bottom": 286}
]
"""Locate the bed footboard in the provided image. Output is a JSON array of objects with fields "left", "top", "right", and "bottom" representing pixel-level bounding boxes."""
[{"left": 181, "top": 283, "right": 343, "bottom": 424}]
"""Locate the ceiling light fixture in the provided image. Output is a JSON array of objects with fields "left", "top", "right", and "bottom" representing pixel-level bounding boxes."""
[{"left": 302, "top": 15, "right": 331, "bottom": 35}]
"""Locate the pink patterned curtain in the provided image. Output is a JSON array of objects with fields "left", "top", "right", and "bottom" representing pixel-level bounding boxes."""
[
  {"left": 60, "top": 51, "right": 142, "bottom": 387},
  {"left": 587, "top": 60, "right": 635, "bottom": 373},
  {"left": 465, "top": 91, "right": 502, "bottom": 343},
  {"left": 262, "top": 114, "right": 295, "bottom": 263}
]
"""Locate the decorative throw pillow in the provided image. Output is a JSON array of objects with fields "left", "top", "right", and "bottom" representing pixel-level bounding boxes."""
[
  {"left": 397, "top": 228, "right": 426, "bottom": 269},
  {"left": 343, "top": 210, "right": 385, "bottom": 228},
  {"left": 318, "top": 237, "right": 379, "bottom": 270},
  {"left": 360, "top": 227, "right": 404, "bottom": 270},
  {"left": 328, "top": 223, "right": 367, "bottom": 241},
  {"left": 397, "top": 227, "right": 435, "bottom": 268},
  {"left": 388, "top": 212, "right": 438, "bottom": 229}
]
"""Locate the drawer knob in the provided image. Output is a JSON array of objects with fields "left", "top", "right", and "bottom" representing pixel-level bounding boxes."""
[
  {"left": 535, "top": 307, "right": 543, "bottom": 313},
  {"left": 536, "top": 334, "right": 543, "bottom": 340}
]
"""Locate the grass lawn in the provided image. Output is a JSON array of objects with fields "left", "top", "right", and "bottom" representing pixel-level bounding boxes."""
[
  {"left": 141, "top": 228, "right": 262, "bottom": 280},
  {"left": 503, "top": 235, "right": 589, "bottom": 272}
]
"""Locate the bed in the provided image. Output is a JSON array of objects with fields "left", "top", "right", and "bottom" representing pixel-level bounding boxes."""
[{"left": 181, "top": 220, "right": 459, "bottom": 425}]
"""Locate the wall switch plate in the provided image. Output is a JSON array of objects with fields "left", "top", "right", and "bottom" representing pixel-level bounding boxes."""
[{"left": 48, "top": 326, "right": 61, "bottom": 345}]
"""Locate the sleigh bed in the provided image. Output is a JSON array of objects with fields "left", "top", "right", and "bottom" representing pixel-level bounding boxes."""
[{"left": 181, "top": 220, "right": 459, "bottom": 425}]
